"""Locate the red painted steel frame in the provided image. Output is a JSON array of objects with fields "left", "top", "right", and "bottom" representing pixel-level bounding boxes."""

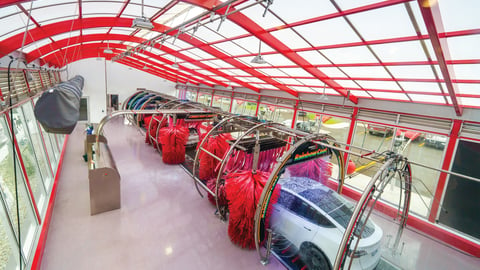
[
  {"left": 417, "top": 0, "right": 463, "bottom": 116},
  {"left": 31, "top": 135, "right": 69, "bottom": 270},
  {"left": 428, "top": 119, "right": 462, "bottom": 222}
]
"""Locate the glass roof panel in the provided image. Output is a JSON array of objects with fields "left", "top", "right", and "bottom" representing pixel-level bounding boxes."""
[
  {"left": 452, "top": 64, "right": 480, "bottom": 80},
  {"left": 233, "top": 36, "right": 274, "bottom": 54},
  {"left": 270, "top": 28, "right": 311, "bottom": 49},
  {"left": 263, "top": 53, "right": 296, "bottom": 66},
  {"left": 447, "top": 35, "right": 480, "bottom": 60},
  {"left": 211, "top": 41, "right": 249, "bottom": 56},
  {"left": 216, "top": 19, "right": 250, "bottom": 38},
  {"left": 142, "top": 0, "right": 171, "bottom": 8},
  {"left": 268, "top": 0, "right": 337, "bottom": 24},
  {"left": 279, "top": 68, "right": 312, "bottom": 77},
  {"left": 335, "top": 0, "right": 384, "bottom": 10},
  {"left": 294, "top": 17, "right": 361, "bottom": 47},
  {"left": 135, "top": 29, "right": 157, "bottom": 40},
  {"left": 409, "top": 2, "right": 429, "bottom": 35},
  {"left": 122, "top": 0, "right": 160, "bottom": 18},
  {"left": 109, "top": 27, "right": 136, "bottom": 35},
  {"left": 201, "top": 60, "right": 220, "bottom": 68},
  {"left": 438, "top": 0, "right": 480, "bottom": 32},
  {"left": 296, "top": 78, "right": 323, "bottom": 87},
  {"left": 347, "top": 4, "right": 417, "bottom": 41},
  {"left": 205, "top": 59, "right": 234, "bottom": 68},
  {"left": 357, "top": 80, "right": 402, "bottom": 91},
  {"left": 335, "top": 79, "right": 361, "bottom": 89},
  {"left": 409, "top": 94, "right": 447, "bottom": 104},
  {"left": 82, "top": 2, "right": 124, "bottom": 16},
  {"left": 317, "top": 67, "right": 348, "bottom": 78},
  {"left": 399, "top": 81, "right": 442, "bottom": 93},
  {"left": 371, "top": 40, "right": 429, "bottom": 62},
  {"left": 30, "top": 3, "right": 78, "bottom": 25},
  {"left": 154, "top": 2, "right": 191, "bottom": 25},
  {"left": 239, "top": 3, "right": 284, "bottom": 29},
  {"left": 228, "top": 56, "right": 254, "bottom": 67},
  {"left": 460, "top": 97, "right": 480, "bottom": 107},
  {"left": 321, "top": 46, "right": 378, "bottom": 64},
  {"left": 256, "top": 68, "right": 287, "bottom": 77},
  {"left": 83, "top": 27, "right": 110, "bottom": 35},
  {"left": 22, "top": 38, "right": 53, "bottom": 53},
  {"left": 188, "top": 25, "right": 225, "bottom": 43},
  {"left": 0, "top": 7, "right": 36, "bottom": 40},
  {"left": 297, "top": 51, "right": 331, "bottom": 65},
  {"left": 275, "top": 78, "right": 302, "bottom": 85},
  {"left": 349, "top": 90, "right": 372, "bottom": 97},
  {"left": 170, "top": 5, "right": 205, "bottom": 28},
  {"left": 457, "top": 83, "right": 480, "bottom": 95},
  {"left": 369, "top": 91, "right": 410, "bottom": 100},
  {"left": 181, "top": 62, "right": 200, "bottom": 70},
  {"left": 184, "top": 48, "right": 215, "bottom": 59},
  {"left": 51, "top": 30, "right": 81, "bottom": 41},
  {"left": 311, "top": 88, "right": 338, "bottom": 95},
  {"left": 225, "top": 69, "right": 251, "bottom": 77},
  {"left": 387, "top": 65, "right": 436, "bottom": 79},
  {"left": 340, "top": 66, "right": 391, "bottom": 78},
  {"left": 291, "top": 86, "right": 316, "bottom": 93}
]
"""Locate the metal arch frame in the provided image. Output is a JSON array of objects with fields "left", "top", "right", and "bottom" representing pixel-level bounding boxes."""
[
  {"left": 253, "top": 134, "right": 346, "bottom": 263},
  {"left": 333, "top": 153, "right": 412, "bottom": 270},
  {"left": 212, "top": 121, "right": 270, "bottom": 220},
  {"left": 192, "top": 115, "right": 243, "bottom": 198}
]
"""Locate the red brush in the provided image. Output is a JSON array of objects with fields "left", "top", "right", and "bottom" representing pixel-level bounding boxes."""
[
  {"left": 198, "top": 133, "right": 232, "bottom": 180},
  {"left": 159, "top": 118, "right": 189, "bottom": 164},
  {"left": 225, "top": 170, "right": 280, "bottom": 249},
  {"left": 206, "top": 178, "right": 227, "bottom": 207},
  {"left": 288, "top": 157, "right": 332, "bottom": 185}
]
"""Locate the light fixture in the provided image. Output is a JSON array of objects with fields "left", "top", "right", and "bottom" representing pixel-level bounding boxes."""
[
  {"left": 103, "top": 48, "right": 113, "bottom": 54},
  {"left": 251, "top": 40, "right": 267, "bottom": 64},
  {"left": 132, "top": 0, "right": 153, "bottom": 30},
  {"left": 143, "top": 64, "right": 148, "bottom": 70}
]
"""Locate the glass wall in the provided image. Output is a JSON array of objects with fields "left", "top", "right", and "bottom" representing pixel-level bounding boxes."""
[
  {"left": 258, "top": 104, "right": 294, "bottom": 124},
  {"left": 295, "top": 111, "right": 351, "bottom": 143},
  {"left": 346, "top": 121, "right": 447, "bottom": 217},
  {"left": 185, "top": 90, "right": 197, "bottom": 102},
  {"left": 231, "top": 99, "right": 257, "bottom": 116},
  {"left": 0, "top": 115, "right": 39, "bottom": 265},
  {"left": 197, "top": 92, "right": 211, "bottom": 106},
  {"left": 212, "top": 95, "right": 231, "bottom": 112}
]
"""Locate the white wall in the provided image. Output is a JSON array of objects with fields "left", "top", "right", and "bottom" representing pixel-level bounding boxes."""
[{"left": 64, "top": 58, "right": 175, "bottom": 123}]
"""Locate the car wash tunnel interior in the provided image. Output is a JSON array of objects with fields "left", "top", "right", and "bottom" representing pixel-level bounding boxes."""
[{"left": 0, "top": 1, "right": 479, "bottom": 270}]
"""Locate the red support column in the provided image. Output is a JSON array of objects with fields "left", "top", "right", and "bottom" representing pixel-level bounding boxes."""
[
  {"left": 254, "top": 96, "right": 261, "bottom": 117},
  {"left": 291, "top": 100, "right": 299, "bottom": 129},
  {"left": 343, "top": 107, "right": 359, "bottom": 175},
  {"left": 23, "top": 70, "right": 31, "bottom": 94},
  {"left": 229, "top": 92, "right": 234, "bottom": 113},
  {"left": 38, "top": 70, "right": 44, "bottom": 88},
  {"left": 428, "top": 119, "right": 462, "bottom": 222},
  {"left": 195, "top": 88, "right": 199, "bottom": 102}
]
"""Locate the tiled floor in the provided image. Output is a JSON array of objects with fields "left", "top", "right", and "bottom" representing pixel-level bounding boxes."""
[{"left": 40, "top": 118, "right": 480, "bottom": 270}]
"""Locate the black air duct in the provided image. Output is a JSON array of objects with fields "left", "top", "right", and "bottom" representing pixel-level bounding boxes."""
[{"left": 34, "top": 75, "right": 84, "bottom": 134}]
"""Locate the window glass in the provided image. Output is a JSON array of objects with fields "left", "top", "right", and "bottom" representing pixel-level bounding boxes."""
[
  {"left": 185, "top": 90, "right": 197, "bottom": 102},
  {"left": 258, "top": 104, "right": 294, "bottom": 124},
  {"left": 197, "top": 93, "right": 211, "bottom": 106},
  {"left": 296, "top": 111, "right": 351, "bottom": 143},
  {"left": 231, "top": 99, "right": 257, "bottom": 116},
  {"left": 0, "top": 115, "right": 38, "bottom": 258},
  {"left": 0, "top": 200, "right": 21, "bottom": 270},
  {"left": 12, "top": 108, "right": 47, "bottom": 215},
  {"left": 212, "top": 96, "right": 231, "bottom": 112},
  {"left": 38, "top": 124, "right": 58, "bottom": 174},
  {"left": 21, "top": 103, "right": 53, "bottom": 193}
]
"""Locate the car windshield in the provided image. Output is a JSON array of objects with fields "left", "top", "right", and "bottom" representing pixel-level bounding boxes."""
[{"left": 298, "top": 188, "right": 375, "bottom": 238}]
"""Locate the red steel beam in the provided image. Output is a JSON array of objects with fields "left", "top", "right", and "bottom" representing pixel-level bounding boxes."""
[
  {"left": 417, "top": 0, "right": 463, "bottom": 116},
  {"left": 26, "top": 34, "right": 222, "bottom": 86},
  {"left": 182, "top": 0, "right": 357, "bottom": 103}
]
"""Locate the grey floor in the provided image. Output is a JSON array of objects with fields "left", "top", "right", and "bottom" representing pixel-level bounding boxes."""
[{"left": 40, "top": 118, "right": 480, "bottom": 270}]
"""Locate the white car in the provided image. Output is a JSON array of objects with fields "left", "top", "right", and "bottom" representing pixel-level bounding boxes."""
[{"left": 270, "top": 177, "right": 383, "bottom": 270}]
